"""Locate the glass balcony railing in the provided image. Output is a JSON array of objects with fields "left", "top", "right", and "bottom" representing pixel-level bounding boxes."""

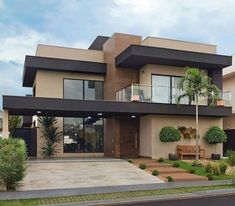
[{"left": 116, "top": 84, "right": 232, "bottom": 107}]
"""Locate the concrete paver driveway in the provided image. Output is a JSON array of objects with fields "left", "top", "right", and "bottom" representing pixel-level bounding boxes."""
[{"left": 20, "top": 158, "right": 163, "bottom": 191}]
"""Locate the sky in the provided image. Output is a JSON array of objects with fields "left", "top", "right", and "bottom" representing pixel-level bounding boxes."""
[{"left": 1, "top": 0, "right": 235, "bottom": 109}]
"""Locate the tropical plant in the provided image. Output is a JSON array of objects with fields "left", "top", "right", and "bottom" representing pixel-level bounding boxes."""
[
  {"left": 38, "top": 117, "right": 62, "bottom": 157},
  {"left": 0, "top": 137, "right": 27, "bottom": 190},
  {"left": 9, "top": 115, "right": 22, "bottom": 136},
  {"left": 176, "top": 67, "right": 220, "bottom": 160},
  {"left": 227, "top": 150, "right": 235, "bottom": 166},
  {"left": 204, "top": 126, "right": 227, "bottom": 154}
]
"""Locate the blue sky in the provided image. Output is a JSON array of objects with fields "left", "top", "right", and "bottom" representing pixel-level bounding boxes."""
[{"left": 1, "top": 0, "right": 235, "bottom": 109}]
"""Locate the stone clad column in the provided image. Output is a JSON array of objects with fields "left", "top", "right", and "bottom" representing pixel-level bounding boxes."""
[{"left": 2, "top": 109, "right": 9, "bottom": 138}]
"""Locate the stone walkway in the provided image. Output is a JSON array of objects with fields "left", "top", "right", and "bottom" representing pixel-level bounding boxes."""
[
  {"left": 19, "top": 158, "right": 163, "bottom": 191},
  {"left": 132, "top": 158, "right": 207, "bottom": 182}
]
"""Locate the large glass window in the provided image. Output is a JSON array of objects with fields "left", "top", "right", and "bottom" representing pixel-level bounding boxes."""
[
  {"left": 64, "top": 79, "right": 83, "bottom": 100},
  {"left": 152, "top": 75, "right": 171, "bottom": 103},
  {"left": 152, "top": 75, "right": 188, "bottom": 104},
  {"left": 84, "top": 80, "right": 103, "bottom": 100},
  {"left": 63, "top": 117, "right": 103, "bottom": 153},
  {"left": 64, "top": 79, "right": 103, "bottom": 100}
]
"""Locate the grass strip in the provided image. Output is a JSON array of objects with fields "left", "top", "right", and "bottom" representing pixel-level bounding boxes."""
[{"left": 0, "top": 184, "right": 235, "bottom": 206}]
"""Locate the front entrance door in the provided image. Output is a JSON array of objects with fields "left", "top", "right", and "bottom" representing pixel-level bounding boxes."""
[{"left": 119, "top": 117, "right": 139, "bottom": 158}]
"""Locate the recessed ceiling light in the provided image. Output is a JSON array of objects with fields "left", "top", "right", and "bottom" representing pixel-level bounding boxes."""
[
  {"left": 98, "top": 113, "right": 102, "bottom": 116},
  {"left": 88, "top": 116, "right": 92, "bottom": 119},
  {"left": 131, "top": 115, "right": 136, "bottom": 118},
  {"left": 37, "top": 111, "right": 41, "bottom": 114}
]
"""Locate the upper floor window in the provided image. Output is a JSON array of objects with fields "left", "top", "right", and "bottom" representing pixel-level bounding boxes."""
[
  {"left": 152, "top": 74, "right": 188, "bottom": 104},
  {"left": 64, "top": 79, "right": 103, "bottom": 100}
]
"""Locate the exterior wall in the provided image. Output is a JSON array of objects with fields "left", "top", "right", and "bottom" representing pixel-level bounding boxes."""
[
  {"left": 36, "top": 44, "right": 104, "bottom": 63},
  {"left": 223, "top": 75, "right": 235, "bottom": 129},
  {"left": 103, "top": 33, "right": 142, "bottom": 157},
  {"left": 141, "top": 37, "right": 217, "bottom": 54},
  {"left": 34, "top": 70, "right": 104, "bottom": 157},
  {"left": 140, "top": 115, "right": 223, "bottom": 159}
]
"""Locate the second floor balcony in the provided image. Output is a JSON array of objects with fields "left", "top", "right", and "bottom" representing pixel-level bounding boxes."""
[{"left": 116, "top": 84, "right": 232, "bottom": 107}]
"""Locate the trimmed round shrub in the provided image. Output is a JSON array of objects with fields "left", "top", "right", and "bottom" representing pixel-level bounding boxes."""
[
  {"left": 189, "top": 169, "right": 196, "bottom": 174},
  {"left": 152, "top": 170, "right": 159, "bottom": 176},
  {"left": 173, "top": 162, "right": 179, "bottom": 168},
  {"left": 139, "top": 164, "right": 146, "bottom": 170},
  {"left": 158, "top": 157, "right": 164, "bottom": 163},
  {"left": 167, "top": 176, "right": 174, "bottom": 182},
  {"left": 207, "top": 173, "right": 213, "bottom": 181},
  {"left": 159, "top": 127, "right": 181, "bottom": 143},
  {"left": 204, "top": 126, "right": 227, "bottom": 144}
]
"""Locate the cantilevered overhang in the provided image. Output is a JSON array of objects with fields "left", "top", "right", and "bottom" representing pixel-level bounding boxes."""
[
  {"left": 3, "top": 96, "right": 232, "bottom": 117},
  {"left": 23, "top": 55, "right": 107, "bottom": 87},
  {"left": 115, "top": 45, "right": 232, "bottom": 69}
]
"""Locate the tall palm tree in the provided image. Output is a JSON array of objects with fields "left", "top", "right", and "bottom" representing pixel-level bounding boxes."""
[{"left": 176, "top": 67, "right": 220, "bottom": 160}]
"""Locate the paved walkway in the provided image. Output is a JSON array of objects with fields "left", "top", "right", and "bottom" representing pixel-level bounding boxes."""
[{"left": 19, "top": 158, "right": 163, "bottom": 191}]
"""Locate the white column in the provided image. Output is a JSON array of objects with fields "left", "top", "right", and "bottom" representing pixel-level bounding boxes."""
[{"left": 2, "top": 109, "right": 9, "bottom": 138}]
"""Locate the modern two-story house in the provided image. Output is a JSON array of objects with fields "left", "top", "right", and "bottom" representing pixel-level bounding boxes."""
[{"left": 2, "top": 33, "right": 232, "bottom": 159}]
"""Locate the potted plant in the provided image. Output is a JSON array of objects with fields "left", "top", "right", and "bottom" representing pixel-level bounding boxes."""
[
  {"left": 131, "top": 84, "right": 140, "bottom": 102},
  {"left": 204, "top": 126, "right": 227, "bottom": 160},
  {"left": 216, "top": 99, "right": 225, "bottom": 107},
  {"left": 159, "top": 126, "right": 181, "bottom": 160}
]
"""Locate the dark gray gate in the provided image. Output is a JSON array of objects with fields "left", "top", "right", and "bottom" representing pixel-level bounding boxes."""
[
  {"left": 224, "top": 129, "right": 235, "bottom": 156},
  {"left": 13, "top": 128, "right": 37, "bottom": 157}
]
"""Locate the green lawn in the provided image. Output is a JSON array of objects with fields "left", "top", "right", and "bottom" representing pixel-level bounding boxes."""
[
  {"left": 0, "top": 185, "right": 235, "bottom": 206},
  {"left": 164, "top": 160, "right": 231, "bottom": 180}
]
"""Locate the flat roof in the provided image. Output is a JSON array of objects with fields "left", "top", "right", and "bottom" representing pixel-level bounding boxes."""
[
  {"left": 23, "top": 55, "right": 107, "bottom": 87},
  {"left": 115, "top": 45, "right": 232, "bottom": 70}
]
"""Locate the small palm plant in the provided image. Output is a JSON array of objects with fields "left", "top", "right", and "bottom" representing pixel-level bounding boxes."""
[
  {"left": 38, "top": 117, "right": 62, "bottom": 157},
  {"left": 176, "top": 67, "right": 220, "bottom": 160},
  {"left": 9, "top": 115, "right": 22, "bottom": 136}
]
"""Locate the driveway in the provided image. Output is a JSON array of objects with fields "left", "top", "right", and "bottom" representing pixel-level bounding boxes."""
[{"left": 19, "top": 158, "right": 163, "bottom": 191}]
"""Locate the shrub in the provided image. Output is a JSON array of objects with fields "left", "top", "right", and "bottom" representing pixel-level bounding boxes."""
[
  {"left": 191, "top": 160, "right": 203, "bottom": 167},
  {"left": 173, "top": 162, "right": 179, "bottom": 167},
  {"left": 227, "top": 150, "right": 235, "bottom": 166},
  {"left": 152, "top": 170, "right": 159, "bottom": 176},
  {"left": 127, "top": 160, "right": 133, "bottom": 163},
  {"left": 158, "top": 157, "right": 164, "bottom": 163},
  {"left": 207, "top": 173, "right": 213, "bottom": 181},
  {"left": 219, "top": 161, "right": 228, "bottom": 174},
  {"left": 204, "top": 126, "right": 227, "bottom": 144},
  {"left": 205, "top": 163, "right": 213, "bottom": 173},
  {"left": 189, "top": 169, "right": 196, "bottom": 174},
  {"left": 159, "top": 127, "right": 181, "bottom": 143},
  {"left": 139, "top": 164, "right": 146, "bottom": 170},
  {"left": 166, "top": 176, "right": 174, "bottom": 182},
  {"left": 0, "top": 138, "right": 27, "bottom": 190}
]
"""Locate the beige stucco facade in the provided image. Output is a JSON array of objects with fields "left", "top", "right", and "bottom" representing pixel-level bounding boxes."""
[
  {"left": 140, "top": 115, "right": 223, "bottom": 159},
  {"left": 36, "top": 44, "right": 104, "bottom": 63},
  {"left": 141, "top": 37, "right": 217, "bottom": 54}
]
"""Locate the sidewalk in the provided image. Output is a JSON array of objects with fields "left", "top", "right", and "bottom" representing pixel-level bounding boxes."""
[{"left": 0, "top": 179, "right": 233, "bottom": 200}]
